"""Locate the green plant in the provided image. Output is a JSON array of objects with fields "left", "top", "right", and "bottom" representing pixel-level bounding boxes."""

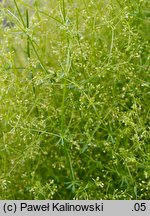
[{"left": 0, "top": 0, "right": 149, "bottom": 200}]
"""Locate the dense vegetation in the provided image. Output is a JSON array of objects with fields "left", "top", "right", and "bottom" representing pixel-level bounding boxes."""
[{"left": 0, "top": 0, "right": 149, "bottom": 199}]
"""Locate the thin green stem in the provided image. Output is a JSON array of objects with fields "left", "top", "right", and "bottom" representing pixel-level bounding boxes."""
[
  {"left": 62, "top": 0, "right": 66, "bottom": 23},
  {"left": 26, "top": 9, "right": 39, "bottom": 117},
  {"left": 108, "top": 27, "right": 114, "bottom": 63},
  {"left": 13, "top": 0, "right": 26, "bottom": 27},
  {"left": 59, "top": 1, "right": 76, "bottom": 190},
  {"left": 26, "top": 9, "right": 30, "bottom": 59},
  {"left": 12, "top": 1, "right": 48, "bottom": 75},
  {"left": 29, "top": 39, "right": 48, "bottom": 74}
]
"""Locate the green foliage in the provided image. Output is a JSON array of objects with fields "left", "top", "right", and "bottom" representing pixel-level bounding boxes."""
[{"left": 0, "top": 0, "right": 149, "bottom": 199}]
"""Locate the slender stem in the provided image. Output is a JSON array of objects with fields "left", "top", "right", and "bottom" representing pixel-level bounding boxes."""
[
  {"left": 13, "top": 0, "right": 48, "bottom": 75},
  {"left": 26, "top": 9, "right": 30, "bottom": 59},
  {"left": 62, "top": 0, "right": 66, "bottom": 23},
  {"left": 13, "top": 0, "right": 26, "bottom": 27},
  {"left": 29, "top": 39, "right": 48, "bottom": 74},
  {"left": 108, "top": 27, "right": 114, "bottom": 63},
  {"left": 26, "top": 9, "right": 39, "bottom": 117},
  {"left": 59, "top": 0, "right": 75, "bottom": 189}
]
